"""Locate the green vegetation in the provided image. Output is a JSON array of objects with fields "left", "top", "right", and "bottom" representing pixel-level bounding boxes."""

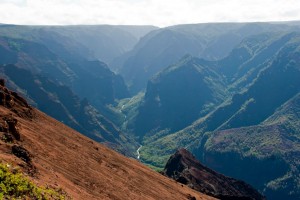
[
  {"left": 116, "top": 92, "right": 144, "bottom": 131},
  {"left": 133, "top": 56, "right": 227, "bottom": 138},
  {"left": 8, "top": 40, "right": 23, "bottom": 51},
  {"left": 130, "top": 32, "right": 300, "bottom": 200},
  {"left": 140, "top": 146, "right": 170, "bottom": 170},
  {"left": 144, "top": 164, "right": 163, "bottom": 172},
  {"left": 0, "top": 163, "right": 68, "bottom": 200}
]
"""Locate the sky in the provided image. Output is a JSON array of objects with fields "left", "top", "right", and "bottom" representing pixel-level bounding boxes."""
[{"left": 0, "top": 0, "right": 299, "bottom": 27}]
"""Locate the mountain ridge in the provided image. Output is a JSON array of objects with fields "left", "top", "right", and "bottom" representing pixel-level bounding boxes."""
[{"left": 134, "top": 31, "right": 300, "bottom": 199}]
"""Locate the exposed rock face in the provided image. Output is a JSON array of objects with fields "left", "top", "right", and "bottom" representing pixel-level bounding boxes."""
[
  {"left": 4, "top": 116, "right": 20, "bottom": 141},
  {"left": 0, "top": 79, "right": 33, "bottom": 119},
  {"left": 162, "top": 148, "right": 265, "bottom": 200},
  {"left": 12, "top": 145, "right": 31, "bottom": 163},
  {"left": 0, "top": 79, "right": 34, "bottom": 142}
]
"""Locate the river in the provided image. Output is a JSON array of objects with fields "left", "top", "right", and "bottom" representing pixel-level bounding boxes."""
[{"left": 137, "top": 145, "right": 142, "bottom": 159}]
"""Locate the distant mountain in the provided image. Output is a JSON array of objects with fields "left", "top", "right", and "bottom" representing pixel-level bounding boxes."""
[
  {"left": 131, "top": 56, "right": 226, "bottom": 137},
  {"left": 0, "top": 83, "right": 214, "bottom": 200},
  {"left": 191, "top": 33, "right": 300, "bottom": 133},
  {"left": 0, "top": 35, "right": 129, "bottom": 114},
  {"left": 45, "top": 25, "right": 157, "bottom": 64},
  {"left": 0, "top": 34, "right": 135, "bottom": 154},
  {"left": 0, "top": 24, "right": 157, "bottom": 64},
  {"left": 117, "top": 22, "right": 300, "bottom": 93},
  {"left": 162, "top": 148, "right": 265, "bottom": 200},
  {"left": 118, "top": 29, "right": 204, "bottom": 93}
]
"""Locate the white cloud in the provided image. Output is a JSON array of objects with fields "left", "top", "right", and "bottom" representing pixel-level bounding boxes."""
[
  {"left": 0, "top": 0, "right": 299, "bottom": 26},
  {"left": 0, "top": 0, "right": 27, "bottom": 6}
]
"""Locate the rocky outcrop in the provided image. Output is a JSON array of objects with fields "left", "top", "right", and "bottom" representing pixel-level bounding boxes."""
[
  {"left": 3, "top": 116, "right": 20, "bottom": 141},
  {"left": 0, "top": 79, "right": 36, "bottom": 175},
  {"left": 0, "top": 79, "right": 33, "bottom": 119},
  {"left": 12, "top": 145, "right": 31, "bottom": 163},
  {"left": 0, "top": 79, "right": 34, "bottom": 142},
  {"left": 162, "top": 148, "right": 265, "bottom": 200}
]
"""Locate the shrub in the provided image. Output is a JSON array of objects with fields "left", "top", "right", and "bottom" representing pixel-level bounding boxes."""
[{"left": 0, "top": 163, "right": 68, "bottom": 200}]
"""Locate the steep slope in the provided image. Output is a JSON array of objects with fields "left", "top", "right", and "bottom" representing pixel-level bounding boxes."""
[
  {"left": 203, "top": 93, "right": 300, "bottom": 200},
  {"left": 162, "top": 149, "right": 265, "bottom": 200},
  {"left": 70, "top": 60, "right": 129, "bottom": 108},
  {"left": 213, "top": 33, "right": 300, "bottom": 131},
  {"left": 0, "top": 65, "right": 136, "bottom": 155},
  {"left": 217, "top": 32, "right": 298, "bottom": 93},
  {"left": 0, "top": 82, "right": 214, "bottom": 200},
  {"left": 131, "top": 56, "right": 226, "bottom": 138}
]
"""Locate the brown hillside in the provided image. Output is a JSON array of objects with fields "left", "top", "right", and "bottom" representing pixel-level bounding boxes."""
[{"left": 0, "top": 81, "right": 215, "bottom": 200}]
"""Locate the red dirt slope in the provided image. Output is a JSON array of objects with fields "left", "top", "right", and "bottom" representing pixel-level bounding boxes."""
[{"left": 0, "top": 81, "right": 215, "bottom": 200}]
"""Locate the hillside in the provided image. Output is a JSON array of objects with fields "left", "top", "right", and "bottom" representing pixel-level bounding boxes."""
[
  {"left": 203, "top": 93, "right": 300, "bottom": 200},
  {"left": 131, "top": 56, "right": 226, "bottom": 138},
  {"left": 135, "top": 31, "right": 300, "bottom": 199},
  {"left": 0, "top": 81, "right": 215, "bottom": 200}
]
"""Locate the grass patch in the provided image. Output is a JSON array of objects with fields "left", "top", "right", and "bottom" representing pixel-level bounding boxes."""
[
  {"left": 144, "top": 164, "right": 163, "bottom": 172},
  {"left": 0, "top": 163, "right": 69, "bottom": 200}
]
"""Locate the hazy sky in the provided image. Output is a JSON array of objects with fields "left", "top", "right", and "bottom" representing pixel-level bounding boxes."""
[{"left": 0, "top": 0, "right": 299, "bottom": 27}]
